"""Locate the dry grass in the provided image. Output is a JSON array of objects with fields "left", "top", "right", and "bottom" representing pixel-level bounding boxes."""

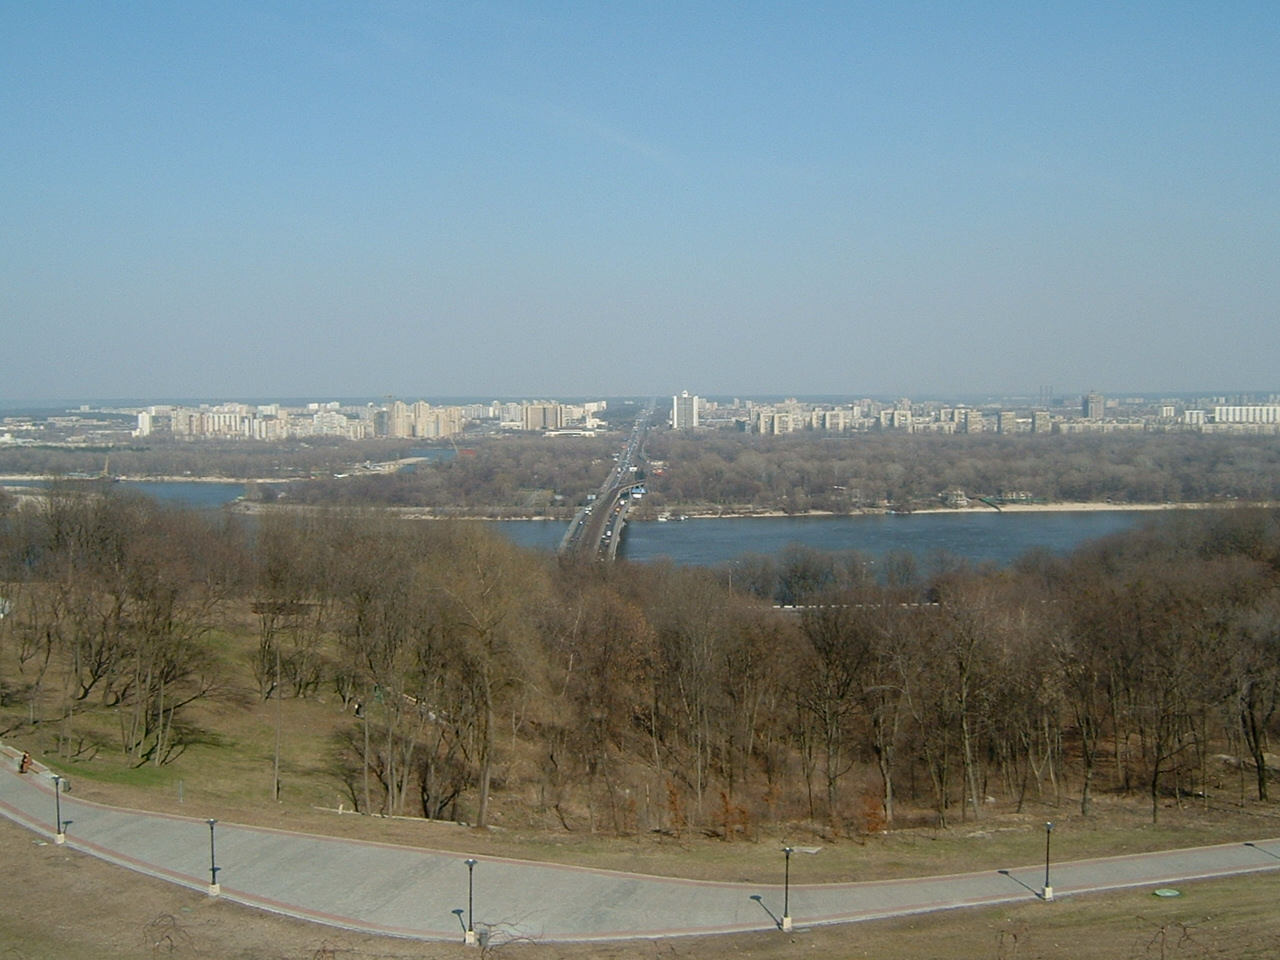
[{"left": 15, "top": 679, "right": 1280, "bottom": 887}]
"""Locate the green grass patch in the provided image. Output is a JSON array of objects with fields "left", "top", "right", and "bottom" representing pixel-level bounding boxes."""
[{"left": 43, "top": 754, "right": 177, "bottom": 789}]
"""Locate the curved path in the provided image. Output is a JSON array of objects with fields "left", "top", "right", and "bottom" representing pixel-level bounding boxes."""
[{"left": 3, "top": 751, "right": 1279, "bottom": 943}]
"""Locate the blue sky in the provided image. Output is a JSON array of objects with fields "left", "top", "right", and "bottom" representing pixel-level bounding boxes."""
[{"left": 3, "top": 2, "right": 1276, "bottom": 401}]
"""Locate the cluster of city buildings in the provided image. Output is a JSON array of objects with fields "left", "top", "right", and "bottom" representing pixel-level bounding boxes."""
[
  {"left": 149, "top": 400, "right": 469, "bottom": 441},
  {"left": 0, "top": 399, "right": 610, "bottom": 447},
  {"left": 5, "top": 392, "right": 1280, "bottom": 451},
  {"left": 137, "top": 399, "right": 610, "bottom": 441},
  {"left": 670, "top": 392, "right": 1280, "bottom": 436}
]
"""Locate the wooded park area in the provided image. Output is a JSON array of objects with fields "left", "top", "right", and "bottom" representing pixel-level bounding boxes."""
[{"left": 2, "top": 484, "right": 1280, "bottom": 841}]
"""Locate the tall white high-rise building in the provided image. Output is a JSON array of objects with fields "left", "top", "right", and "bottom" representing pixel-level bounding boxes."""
[{"left": 672, "top": 391, "right": 700, "bottom": 430}]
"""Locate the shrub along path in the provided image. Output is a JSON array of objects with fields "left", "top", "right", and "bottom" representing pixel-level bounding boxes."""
[{"left": 3, "top": 747, "right": 1279, "bottom": 944}]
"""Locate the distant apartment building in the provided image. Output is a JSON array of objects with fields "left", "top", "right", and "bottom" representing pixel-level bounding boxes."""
[
  {"left": 1057, "top": 419, "right": 1147, "bottom": 434},
  {"left": 1213, "top": 405, "right": 1280, "bottom": 424},
  {"left": 1083, "top": 392, "right": 1105, "bottom": 419},
  {"left": 379, "top": 401, "right": 408, "bottom": 438},
  {"left": 493, "top": 402, "right": 523, "bottom": 424},
  {"left": 818, "top": 408, "right": 847, "bottom": 432},
  {"left": 997, "top": 411, "right": 1018, "bottom": 434},
  {"left": 410, "top": 401, "right": 433, "bottom": 435},
  {"left": 365, "top": 400, "right": 468, "bottom": 439},
  {"left": 738, "top": 403, "right": 858, "bottom": 434},
  {"left": 418, "top": 407, "right": 465, "bottom": 439},
  {"left": 672, "top": 391, "right": 700, "bottom": 430},
  {"left": 406, "top": 401, "right": 463, "bottom": 439},
  {"left": 313, "top": 410, "right": 354, "bottom": 437},
  {"left": 914, "top": 419, "right": 958, "bottom": 434},
  {"left": 169, "top": 403, "right": 254, "bottom": 439},
  {"left": 878, "top": 408, "right": 913, "bottom": 430},
  {"left": 757, "top": 410, "right": 799, "bottom": 434},
  {"left": 523, "top": 403, "right": 564, "bottom": 432}
]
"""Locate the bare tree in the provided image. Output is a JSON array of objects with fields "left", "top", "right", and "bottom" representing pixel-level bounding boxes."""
[{"left": 428, "top": 523, "right": 550, "bottom": 829}]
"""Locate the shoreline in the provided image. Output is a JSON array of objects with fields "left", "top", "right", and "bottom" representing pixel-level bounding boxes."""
[
  {"left": 0, "top": 476, "right": 1259, "bottom": 521},
  {"left": 907, "top": 500, "right": 1234, "bottom": 515},
  {"left": 652, "top": 501, "right": 1238, "bottom": 520},
  {"left": 0, "top": 474, "right": 284, "bottom": 484},
  {"left": 225, "top": 500, "right": 1245, "bottom": 521}
]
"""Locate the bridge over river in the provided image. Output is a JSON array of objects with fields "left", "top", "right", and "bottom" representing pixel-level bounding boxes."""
[{"left": 559, "top": 401, "right": 654, "bottom": 562}]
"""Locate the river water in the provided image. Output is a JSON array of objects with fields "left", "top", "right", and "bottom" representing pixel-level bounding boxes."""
[
  {"left": 66, "top": 482, "right": 1147, "bottom": 569},
  {"left": 503, "top": 510, "right": 1148, "bottom": 568}
]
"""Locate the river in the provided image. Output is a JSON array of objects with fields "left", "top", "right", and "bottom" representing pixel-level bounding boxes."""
[
  {"left": 501, "top": 509, "right": 1149, "bottom": 568},
  {"left": 21, "top": 481, "right": 1148, "bottom": 569}
]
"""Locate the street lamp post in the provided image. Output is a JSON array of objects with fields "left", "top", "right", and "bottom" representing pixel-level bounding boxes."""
[
  {"left": 207, "top": 819, "right": 221, "bottom": 896},
  {"left": 464, "top": 858, "right": 478, "bottom": 945},
  {"left": 781, "top": 846, "right": 794, "bottom": 932},
  {"left": 1042, "top": 821, "right": 1054, "bottom": 901},
  {"left": 52, "top": 774, "right": 65, "bottom": 844}
]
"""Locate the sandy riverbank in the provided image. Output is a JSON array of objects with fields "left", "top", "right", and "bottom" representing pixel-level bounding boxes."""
[
  {"left": 916, "top": 500, "right": 1238, "bottom": 514},
  {"left": 661, "top": 501, "right": 1241, "bottom": 520},
  {"left": 0, "top": 477, "right": 1259, "bottom": 522}
]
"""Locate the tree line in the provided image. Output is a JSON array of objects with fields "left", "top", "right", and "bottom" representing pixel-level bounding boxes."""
[
  {"left": 7, "top": 430, "right": 1280, "bottom": 518},
  {"left": 0, "top": 435, "right": 407, "bottom": 481},
  {"left": 271, "top": 430, "right": 1280, "bottom": 514},
  {"left": 642, "top": 431, "right": 1280, "bottom": 513},
  {"left": 3, "top": 485, "right": 1280, "bottom": 836}
]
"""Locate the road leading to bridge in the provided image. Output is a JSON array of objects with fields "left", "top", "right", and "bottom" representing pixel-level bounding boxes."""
[{"left": 560, "top": 400, "right": 655, "bottom": 561}]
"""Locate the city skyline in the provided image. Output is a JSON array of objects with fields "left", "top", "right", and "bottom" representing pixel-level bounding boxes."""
[
  {"left": 4, "top": 3, "right": 1277, "bottom": 401},
  {"left": 10, "top": 391, "right": 1280, "bottom": 442}
]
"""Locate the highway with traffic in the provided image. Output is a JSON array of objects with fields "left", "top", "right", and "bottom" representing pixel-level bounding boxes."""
[{"left": 559, "top": 400, "right": 655, "bottom": 561}]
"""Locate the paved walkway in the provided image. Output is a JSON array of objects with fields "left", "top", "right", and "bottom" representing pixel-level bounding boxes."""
[{"left": 3, "top": 748, "right": 1280, "bottom": 943}]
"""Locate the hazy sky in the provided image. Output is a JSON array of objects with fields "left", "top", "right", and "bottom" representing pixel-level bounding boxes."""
[{"left": 3, "top": 2, "right": 1277, "bottom": 402}]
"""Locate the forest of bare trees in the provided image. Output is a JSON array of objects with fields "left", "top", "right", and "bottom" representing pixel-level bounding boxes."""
[
  {"left": 277, "top": 431, "right": 1280, "bottom": 514},
  {"left": 6, "top": 431, "right": 1280, "bottom": 518},
  {"left": 641, "top": 431, "right": 1280, "bottom": 513},
  {"left": 3, "top": 485, "right": 1280, "bottom": 837}
]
